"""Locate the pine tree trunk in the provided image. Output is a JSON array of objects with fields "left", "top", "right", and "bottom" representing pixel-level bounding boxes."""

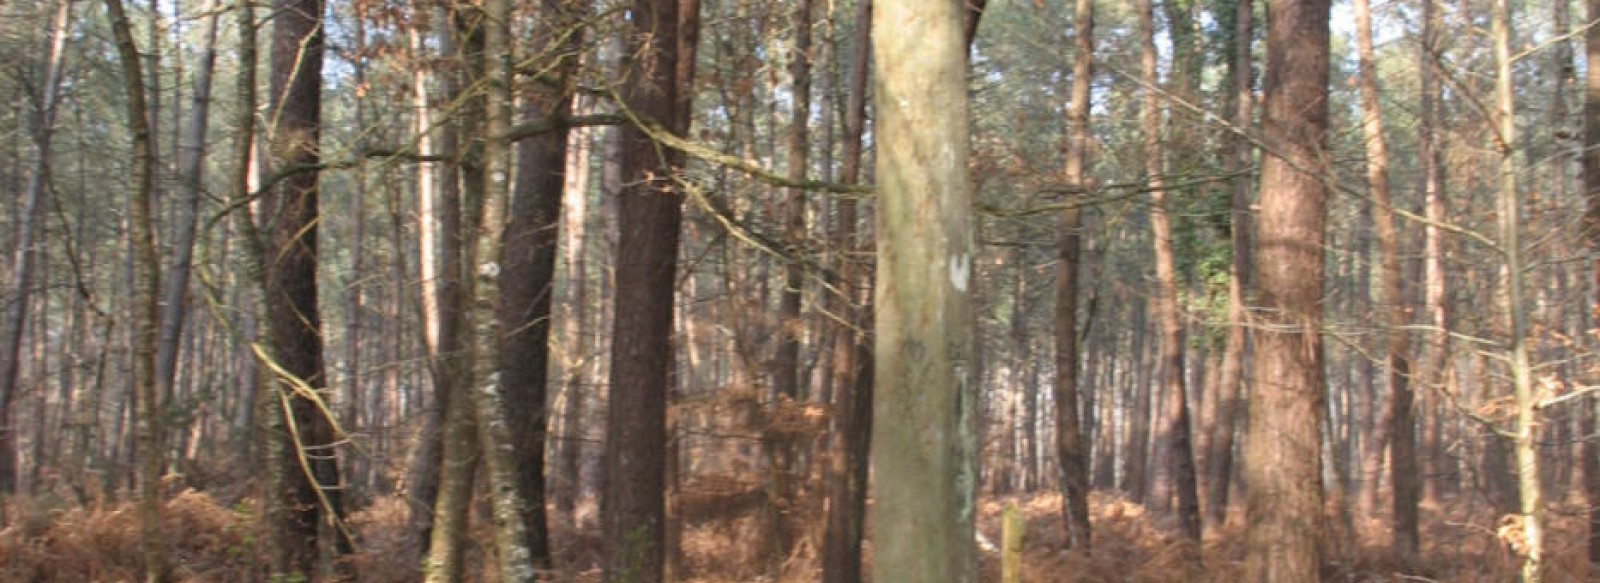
[
  {"left": 1242, "top": 0, "right": 1331, "bottom": 580},
  {"left": 1352, "top": 0, "right": 1419, "bottom": 559},
  {"left": 1138, "top": 0, "right": 1201, "bottom": 543},
  {"left": 1207, "top": 0, "right": 1252, "bottom": 531},
  {"left": 1054, "top": 0, "right": 1093, "bottom": 550},
  {"left": 820, "top": 1, "right": 873, "bottom": 579}
]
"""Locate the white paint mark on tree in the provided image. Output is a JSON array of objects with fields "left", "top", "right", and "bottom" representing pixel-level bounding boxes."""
[{"left": 949, "top": 254, "right": 970, "bottom": 292}]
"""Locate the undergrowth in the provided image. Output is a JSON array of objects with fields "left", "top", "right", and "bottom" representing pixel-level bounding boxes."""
[{"left": 0, "top": 484, "right": 1587, "bottom": 582}]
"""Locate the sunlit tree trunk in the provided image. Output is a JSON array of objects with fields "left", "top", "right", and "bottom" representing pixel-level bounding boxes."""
[
  {"left": 1492, "top": 1, "right": 1543, "bottom": 580},
  {"left": 1351, "top": 0, "right": 1418, "bottom": 561},
  {"left": 868, "top": 0, "right": 976, "bottom": 580},
  {"left": 1243, "top": 0, "right": 1330, "bottom": 580}
]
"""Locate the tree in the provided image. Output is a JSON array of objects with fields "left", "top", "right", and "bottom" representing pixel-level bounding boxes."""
[
  {"left": 0, "top": 0, "right": 71, "bottom": 497},
  {"left": 1138, "top": 0, "right": 1201, "bottom": 544},
  {"left": 868, "top": 0, "right": 976, "bottom": 581},
  {"left": 1492, "top": 0, "right": 1543, "bottom": 579},
  {"left": 101, "top": 0, "right": 166, "bottom": 579},
  {"left": 1055, "top": 0, "right": 1093, "bottom": 550},
  {"left": 1586, "top": 0, "right": 1600, "bottom": 568},
  {"left": 1242, "top": 0, "right": 1330, "bottom": 579},
  {"left": 1207, "top": 0, "right": 1253, "bottom": 531},
  {"left": 499, "top": 0, "right": 588, "bottom": 568},
  {"left": 601, "top": 0, "right": 700, "bottom": 578},
  {"left": 821, "top": 1, "right": 875, "bottom": 580},
  {"left": 261, "top": 0, "right": 348, "bottom": 574},
  {"left": 1351, "top": 0, "right": 1419, "bottom": 559}
]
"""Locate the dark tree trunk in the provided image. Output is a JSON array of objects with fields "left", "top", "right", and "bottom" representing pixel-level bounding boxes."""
[
  {"left": 1583, "top": 0, "right": 1600, "bottom": 567},
  {"left": 499, "top": 0, "right": 585, "bottom": 569},
  {"left": 820, "top": 0, "right": 873, "bottom": 579},
  {"left": 263, "top": 0, "right": 347, "bottom": 574},
  {"left": 601, "top": 0, "right": 699, "bottom": 578}
]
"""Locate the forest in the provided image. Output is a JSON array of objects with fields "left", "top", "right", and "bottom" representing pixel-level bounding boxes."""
[{"left": 0, "top": 0, "right": 1595, "bottom": 581}]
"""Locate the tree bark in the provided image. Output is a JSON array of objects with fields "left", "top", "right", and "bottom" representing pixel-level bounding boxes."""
[
  {"left": 262, "top": 0, "right": 348, "bottom": 574},
  {"left": 1586, "top": 0, "right": 1600, "bottom": 567},
  {"left": 1207, "top": 0, "right": 1253, "bottom": 531},
  {"left": 1054, "top": 0, "right": 1093, "bottom": 550},
  {"left": 102, "top": 0, "right": 168, "bottom": 579},
  {"left": 1138, "top": 0, "right": 1201, "bottom": 544},
  {"left": 868, "top": 0, "right": 976, "bottom": 580},
  {"left": 1242, "top": 0, "right": 1330, "bottom": 580},
  {"left": 458, "top": 0, "right": 543, "bottom": 577},
  {"left": 499, "top": 0, "right": 586, "bottom": 569},
  {"left": 0, "top": 0, "right": 71, "bottom": 497},
  {"left": 1493, "top": 1, "right": 1543, "bottom": 580},
  {"left": 1351, "top": 0, "right": 1419, "bottom": 560},
  {"left": 821, "top": 1, "right": 873, "bottom": 579},
  {"left": 601, "top": 0, "right": 699, "bottom": 578}
]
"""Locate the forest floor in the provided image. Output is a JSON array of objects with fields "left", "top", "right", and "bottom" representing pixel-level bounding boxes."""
[{"left": 0, "top": 483, "right": 1591, "bottom": 582}]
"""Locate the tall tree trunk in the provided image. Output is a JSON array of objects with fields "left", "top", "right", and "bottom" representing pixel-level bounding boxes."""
[
  {"left": 767, "top": 0, "right": 812, "bottom": 559},
  {"left": 601, "top": 0, "right": 699, "bottom": 578},
  {"left": 1139, "top": 0, "right": 1201, "bottom": 543},
  {"left": 0, "top": 0, "right": 71, "bottom": 497},
  {"left": 262, "top": 0, "right": 347, "bottom": 574},
  {"left": 103, "top": 0, "right": 168, "bottom": 579},
  {"left": 869, "top": 0, "right": 976, "bottom": 581},
  {"left": 1493, "top": 2, "right": 1543, "bottom": 580},
  {"left": 821, "top": 0, "right": 873, "bottom": 579},
  {"left": 1585, "top": 0, "right": 1600, "bottom": 567},
  {"left": 155, "top": 0, "right": 219, "bottom": 464},
  {"left": 1416, "top": 0, "right": 1448, "bottom": 508},
  {"left": 405, "top": 0, "right": 466, "bottom": 551},
  {"left": 458, "top": 0, "right": 543, "bottom": 578},
  {"left": 1352, "top": 0, "right": 1419, "bottom": 560},
  {"left": 772, "top": 0, "right": 811, "bottom": 404},
  {"left": 1055, "top": 0, "right": 1093, "bottom": 550},
  {"left": 499, "top": 0, "right": 585, "bottom": 569},
  {"left": 556, "top": 95, "right": 594, "bottom": 523},
  {"left": 1242, "top": 0, "right": 1330, "bottom": 580},
  {"left": 342, "top": 7, "right": 370, "bottom": 498},
  {"left": 1207, "top": 0, "right": 1253, "bottom": 531}
]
